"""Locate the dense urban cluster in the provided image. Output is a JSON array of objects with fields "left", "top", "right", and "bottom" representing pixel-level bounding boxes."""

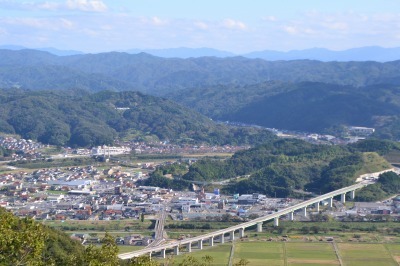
[
  {"left": 0, "top": 136, "right": 44, "bottom": 160},
  {"left": 1, "top": 159, "right": 400, "bottom": 247}
]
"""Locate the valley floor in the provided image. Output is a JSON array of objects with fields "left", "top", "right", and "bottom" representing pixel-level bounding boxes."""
[{"left": 165, "top": 241, "right": 400, "bottom": 266}]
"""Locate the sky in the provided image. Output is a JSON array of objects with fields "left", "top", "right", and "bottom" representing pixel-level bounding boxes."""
[{"left": 0, "top": 0, "right": 400, "bottom": 53}]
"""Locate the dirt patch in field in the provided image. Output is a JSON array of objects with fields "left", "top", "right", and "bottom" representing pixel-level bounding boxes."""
[
  {"left": 394, "top": 256, "right": 400, "bottom": 263},
  {"left": 287, "top": 259, "right": 339, "bottom": 264}
]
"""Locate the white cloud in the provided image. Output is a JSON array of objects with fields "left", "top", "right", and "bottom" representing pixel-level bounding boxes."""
[
  {"left": 4, "top": 18, "right": 49, "bottom": 29},
  {"left": 263, "top": 16, "right": 277, "bottom": 22},
  {"left": 222, "top": 19, "right": 247, "bottom": 30},
  {"left": 60, "top": 18, "right": 74, "bottom": 29},
  {"left": 66, "top": 0, "right": 107, "bottom": 12},
  {"left": 37, "top": 2, "right": 61, "bottom": 11},
  {"left": 0, "top": 0, "right": 108, "bottom": 12},
  {"left": 151, "top": 16, "right": 168, "bottom": 26},
  {"left": 325, "top": 22, "right": 348, "bottom": 31},
  {"left": 194, "top": 21, "right": 209, "bottom": 30},
  {"left": 138, "top": 16, "right": 169, "bottom": 26},
  {"left": 3, "top": 8, "right": 400, "bottom": 53},
  {"left": 100, "top": 24, "right": 113, "bottom": 31},
  {"left": 1, "top": 17, "right": 77, "bottom": 31},
  {"left": 283, "top": 26, "right": 297, "bottom": 34}
]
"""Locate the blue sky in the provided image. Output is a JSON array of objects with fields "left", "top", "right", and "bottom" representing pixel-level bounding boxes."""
[{"left": 0, "top": 0, "right": 400, "bottom": 53}]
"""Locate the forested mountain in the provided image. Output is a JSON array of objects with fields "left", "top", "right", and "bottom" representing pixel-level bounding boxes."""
[
  {"left": 4, "top": 45, "right": 400, "bottom": 61},
  {"left": 167, "top": 81, "right": 400, "bottom": 139},
  {"left": 0, "top": 65, "right": 133, "bottom": 92},
  {"left": 244, "top": 46, "right": 400, "bottom": 62},
  {"left": 2, "top": 49, "right": 400, "bottom": 94},
  {"left": 145, "top": 138, "right": 395, "bottom": 197},
  {"left": 3, "top": 49, "right": 400, "bottom": 140},
  {"left": 0, "top": 89, "right": 275, "bottom": 147}
]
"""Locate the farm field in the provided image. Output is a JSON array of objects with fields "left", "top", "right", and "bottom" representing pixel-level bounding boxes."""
[
  {"left": 285, "top": 242, "right": 338, "bottom": 265},
  {"left": 156, "top": 241, "right": 400, "bottom": 265},
  {"left": 337, "top": 243, "right": 398, "bottom": 266},
  {"left": 171, "top": 244, "right": 232, "bottom": 266},
  {"left": 233, "top": 242, "right": 284, "bottom": 266}
]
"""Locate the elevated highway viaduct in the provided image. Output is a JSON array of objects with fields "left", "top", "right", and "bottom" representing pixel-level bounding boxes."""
[{"left": 119, "top": 180, "right": 372, "bottom": 260}]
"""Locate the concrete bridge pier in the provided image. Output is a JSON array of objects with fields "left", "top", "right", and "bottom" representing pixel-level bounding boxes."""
[
  {"left": 209, "top": 237, "right": 214, "bottom": 246},
  {"left": 230, "top": 231, "right": 235, "bottom": 241},
  {"left": 239, "top": 228, "right": 245, "bottom": 238},
  {"left": 328, "top": 197, "right": 333, "bottom": 208},
  {"left": 289, "top": 212, "right": 294, "bottom": 221},
  {"left": 187, "top": 242, "right": 191, "bottom": 252},
  {"left": 341, "top": 193, "right": 346, "bottom": 203},
  {"left": 315, "top": 202, "right": 320, "bottom": 212},
  {"left": 274, "top": 217, "right": 279, "bottom": 227},
  {"left": 161, "top": 249, "right": 166, "bottom": 259},
  {"left": 303, "top": 207, "right": 307, "bottom": 217},
  {"left": 174, "top": 246, "right": 179, "bottom": 256},
  {"left": 198, "top": 240, "right": 203, "bottom": 250},
  {"left": 350, "top": 190, "right": 355, "bottom": 200},
  {"left": 257, "top": 222, "right": 263, "bottom": 232},
  {"left": 220, "top": 234, "right": 225, "bottom": 244}
]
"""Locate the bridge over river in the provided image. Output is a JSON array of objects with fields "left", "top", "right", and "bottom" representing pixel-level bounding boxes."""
[{"left": 119, "top": 179, "right": 375, "bottom": 260}]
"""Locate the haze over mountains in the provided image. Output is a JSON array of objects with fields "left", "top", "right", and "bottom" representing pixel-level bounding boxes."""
[
  {"left": 2, "top": 45, "right": 400, "bottom": 62},
  {"left": 2, "top": 47, "right": 400, "bottom": 143},
  {"left": 2, "top": 49, "right": 400, "bottom": 94}
]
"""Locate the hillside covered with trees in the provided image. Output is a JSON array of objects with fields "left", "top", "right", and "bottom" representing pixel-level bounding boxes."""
[
  {"left": 145, "top": 139, "right": 395, "bottom": 198},
  {"left": 2, "top": 49, "right": 400, "bottom": 94},
  {"left": 3, "top": 49, "right": 400, "bottom": 140},
  {"left": 0, "top": 89, "right": 275, "bottom": 147},
  {"left": 167, "top": 81, "right": 400, "bottom": 140},
  {"left": 1, "top": 207, "right": 216, "bottom": 265}
]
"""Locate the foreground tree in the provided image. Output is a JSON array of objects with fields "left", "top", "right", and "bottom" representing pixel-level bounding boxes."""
[
  {"left": 0, "top": 208, "right": 47, "bottom": 266},
  {"left": 127, "top": 255, "right": 159, "bottom": 266},
  {"left": 81, "top": 233, "right": 119, "bottom": 266}
]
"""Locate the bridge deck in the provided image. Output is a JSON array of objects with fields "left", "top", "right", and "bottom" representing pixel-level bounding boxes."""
[{"left": 118, "top": 181, "right": 371, "bottom": 260}]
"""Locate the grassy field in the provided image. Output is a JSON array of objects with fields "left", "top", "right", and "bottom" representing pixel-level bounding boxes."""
[
  {"left": 286, "top": 242, "right": 338, "bottom": 265},
  {"left": 338, "top": 243, "right": 398, "bottom": 266},
  {"left": 356, "top": 152, "right": 392, "bottom": 177},
  {"left": 170, "top": 244, "right": 232, "bottom": 266},
  {"left": 386, "top": 244, "right": 400, "bottom": 264},
  {"left": 118, "top": 245, "right": 144, "bottom": 254},
  {"left": 233, "top": 242, "right": 284, "bottom": 266},
  {"left": 153, "top": 241, "right": 400, "bottom": 265}
]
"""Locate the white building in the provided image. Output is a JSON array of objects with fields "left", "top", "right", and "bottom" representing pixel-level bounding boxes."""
[
  {"left": 91, "top": 145, "right": 131, "bottom": 156},
  {"left": 348, "top": 126, "right": 375, "bottom": 136},
  {"left": 177, "top": 197, "right": 199, "bottom": 205}
]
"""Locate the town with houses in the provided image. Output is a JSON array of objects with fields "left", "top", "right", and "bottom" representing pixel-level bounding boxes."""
[{"left": 1, "top": 125, "right": 396, "bottom": 247}]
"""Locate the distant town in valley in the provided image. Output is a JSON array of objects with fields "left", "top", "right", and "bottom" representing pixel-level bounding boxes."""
[{"left": 1, "top": 121, "right": 399, "bottom": 253}]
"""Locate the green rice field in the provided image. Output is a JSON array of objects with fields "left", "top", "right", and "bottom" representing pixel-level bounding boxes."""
[{"left": 157, "top": 241, "right": 400, "bottom": 265}]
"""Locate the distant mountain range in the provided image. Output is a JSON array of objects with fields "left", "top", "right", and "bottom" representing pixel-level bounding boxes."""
[
  {"left": 2, "top": 45, "right": 400, "bottom": 61},
  {"left": 2, "top": 49, "right": 400, "bottom": 94},
  {"left": 244, "top": 46, "right": 400, "bottom": 62},
  {"left": 2, "top": 48, "right": 400, "bottom": 141},
  {"left": 0, "top": 45, "right": 83, "bottom": 56},
  {"left": 123, "top": 47, "right": 235, "bottom": 58}
]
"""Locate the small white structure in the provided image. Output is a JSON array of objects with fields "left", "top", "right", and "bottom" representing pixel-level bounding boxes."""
[
  {"left": 91, "top": 145, "right": 131, "bottom": 156},
  {"left": 137, "top": 186, "right": 160, "bottom": 192},
  {"left": 177, "top": 197, "right": 198, "bottom": 205},
  {"left": 348, "top": 126, "right": 375, "bottom": 136}
]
